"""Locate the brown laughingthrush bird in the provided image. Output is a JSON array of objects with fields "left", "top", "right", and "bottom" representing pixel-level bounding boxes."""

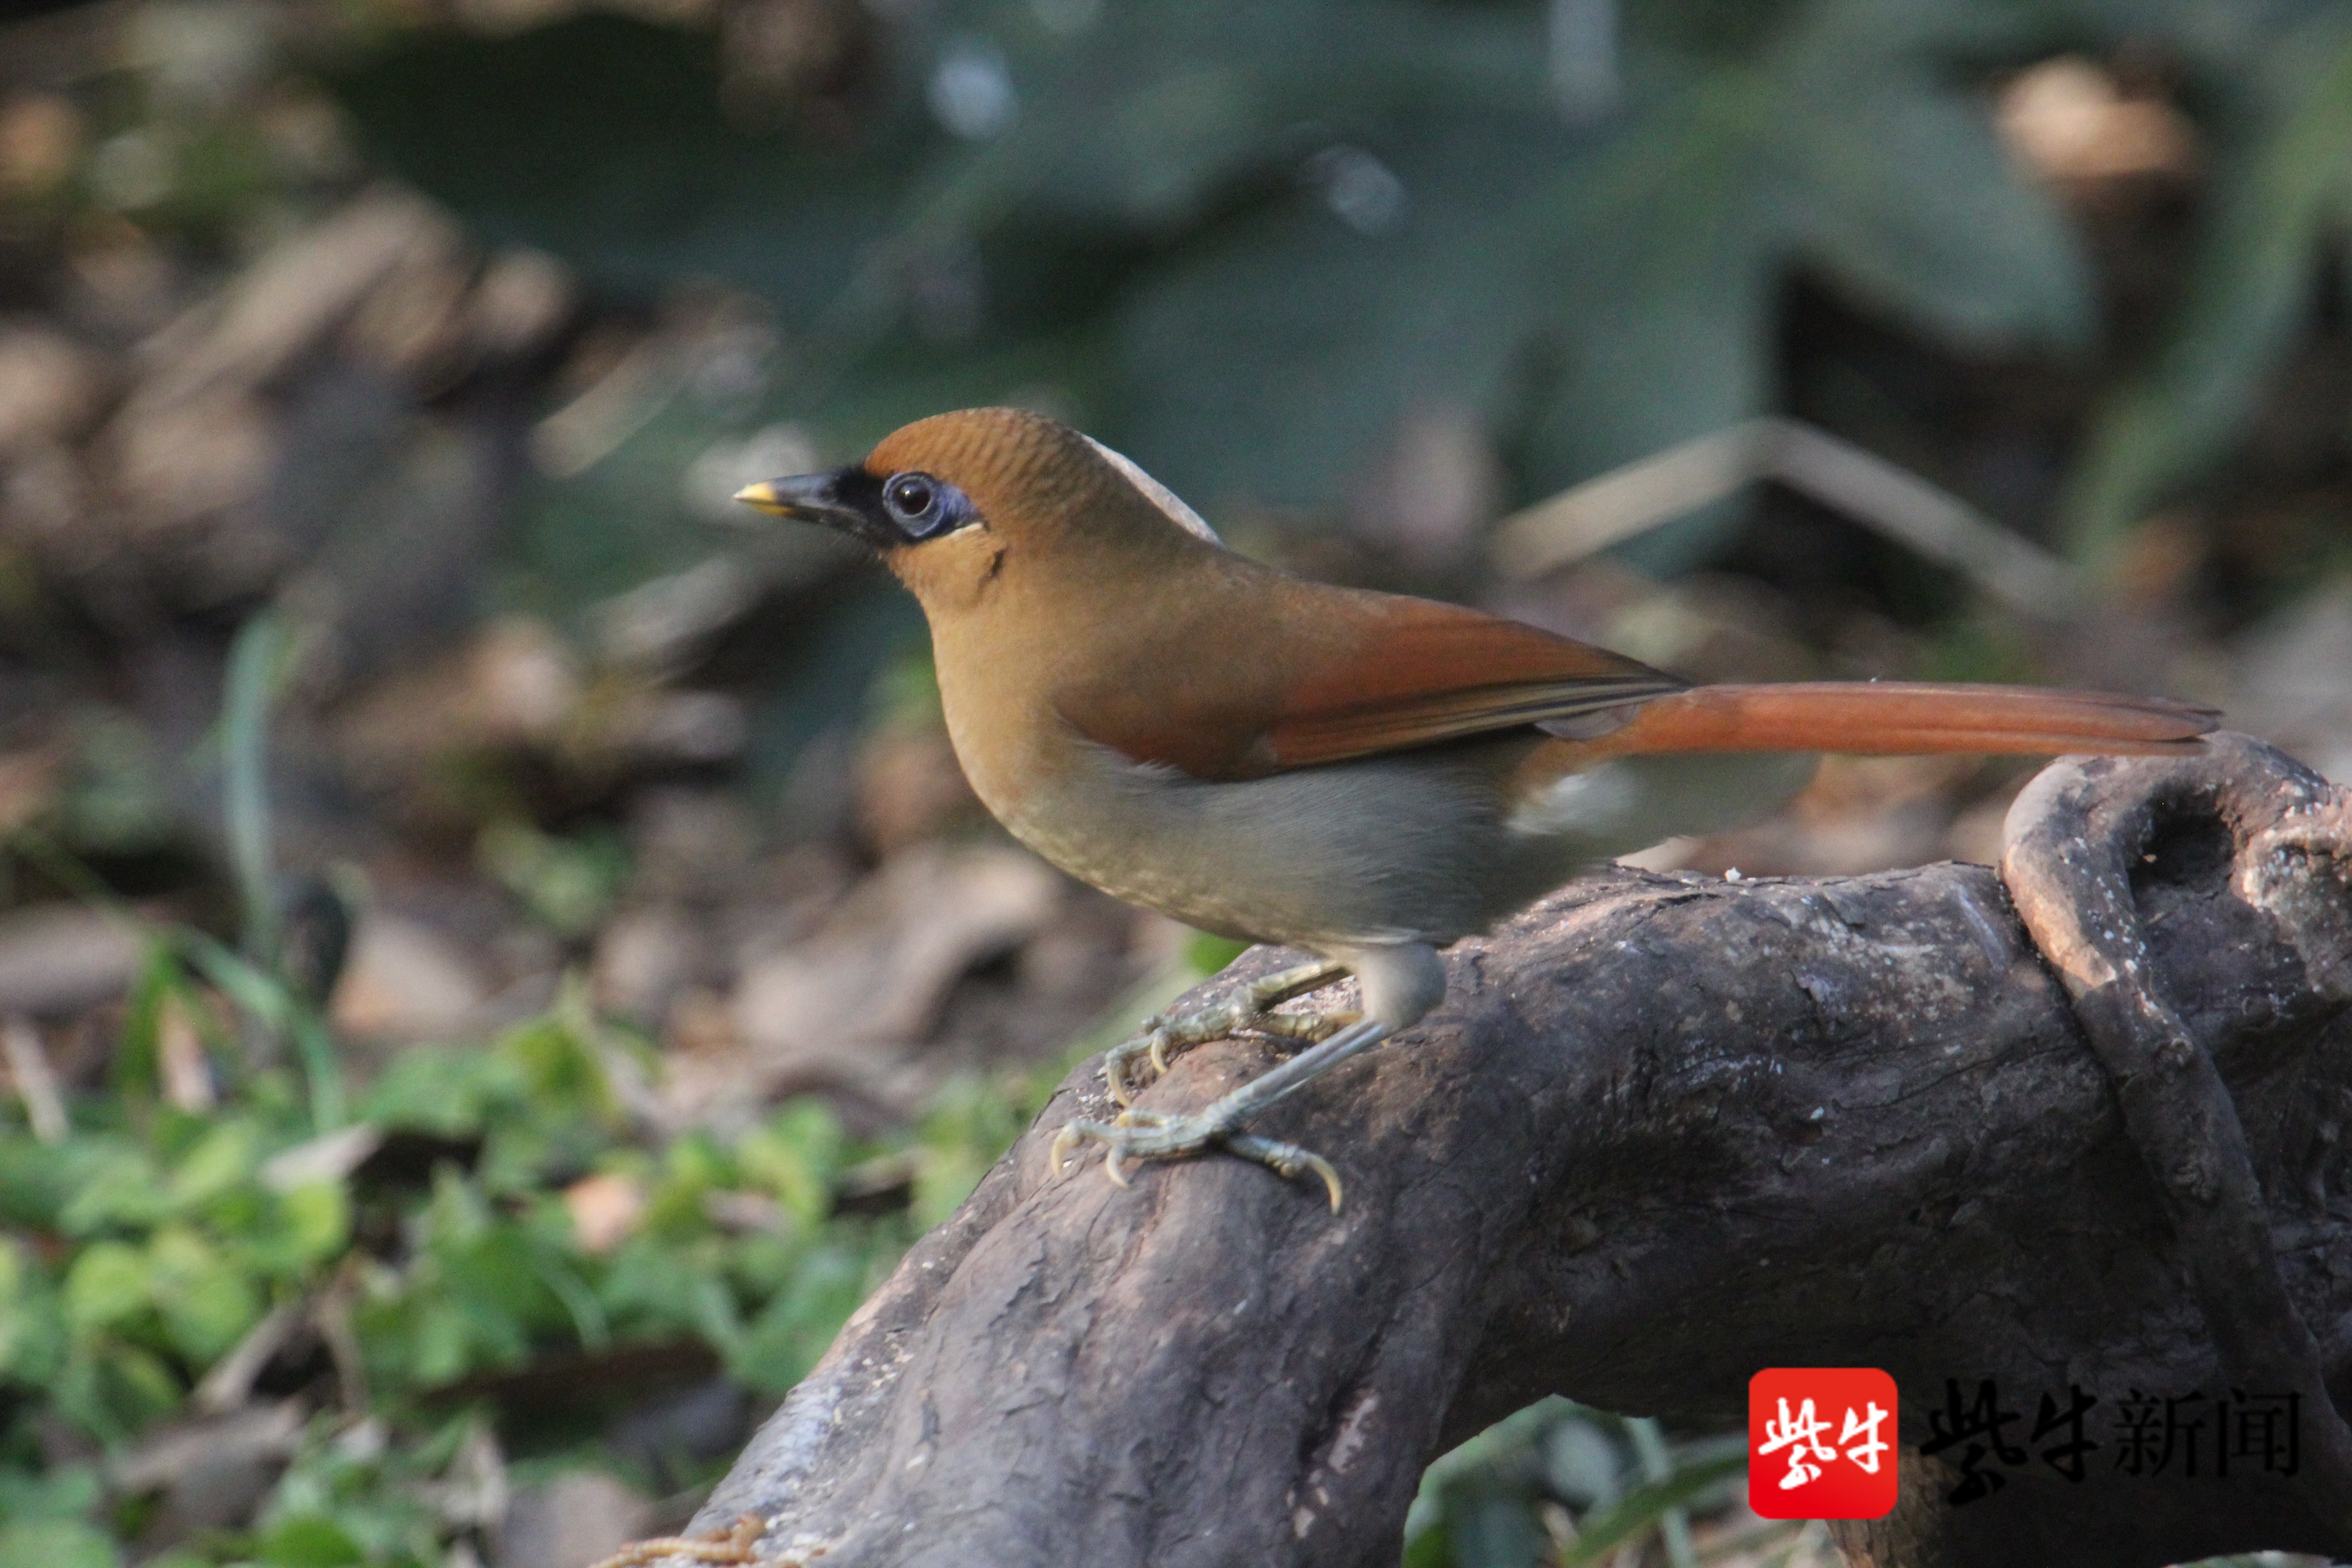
[{"left": 738, "top": 407, "right": 2216, "bottom": 1209}]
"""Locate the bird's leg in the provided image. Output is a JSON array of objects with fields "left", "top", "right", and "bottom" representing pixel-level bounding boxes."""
[
  {"left": 1054, "top": 942, "right": 1447, "bottom": 1212},
  {"left": 1102, "top": 958, "right": 1353, "bottom": 1106},
  {"left": 1055, "top": 1018, "right": 1395, "bottom": 1210}
]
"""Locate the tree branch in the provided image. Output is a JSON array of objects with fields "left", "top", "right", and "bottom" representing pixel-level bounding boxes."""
[
  {"left": 2001, "top": 736, "right": 2352, "bottom": 1527},
  {"left": 685, "top": 736, "right": 2352, "bottom": 1568}
]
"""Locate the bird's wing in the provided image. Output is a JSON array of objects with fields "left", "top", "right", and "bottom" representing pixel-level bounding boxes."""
[
  {"left": 1254, "top": 593, "right": 1689, "bottom": 769},
  {"left": 1056, "top": 586, "right": 1688, "bottom": 780}
]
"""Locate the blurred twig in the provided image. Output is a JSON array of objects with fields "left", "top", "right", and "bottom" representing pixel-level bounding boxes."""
[
  {"left": 2, "top": 1014, "right": 66, "bottom": 1143},
  {"left": 224, "top": 611, "right": 293, "bottom": 968},
  {"left": 218, "top": 611, "right": 348, "bottom": 1129},
  {"left": 1490, "top": 417, "right": 2084, "bottom": 620}
]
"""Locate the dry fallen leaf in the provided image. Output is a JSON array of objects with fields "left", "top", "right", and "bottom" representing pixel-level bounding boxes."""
[
  {"left": 659, "top": 843, "right": 1062, "bottom": 1122},
  {"left": 0, "top": 902, "right": 144, "bottom": 1017},
  {"left": 564, "top": 1171, "right": 647, "bottom": 1254},
  {"left": 1998, "top": 57, "right": 2199, "bottom": 185},
  {"left": 330, "top": 912, "right": 492, "bottom": 1042}
]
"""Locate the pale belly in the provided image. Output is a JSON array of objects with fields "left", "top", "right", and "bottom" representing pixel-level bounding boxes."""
[
  {"left": 959, "top": 725, "right": 1818, "bottom": 949},
  {"left": 996, "top": 744, "right": 1512, "bottom": 946}
]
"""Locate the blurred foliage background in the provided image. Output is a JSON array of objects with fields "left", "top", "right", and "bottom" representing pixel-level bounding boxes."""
[{"left": 0, "top": 0, "right": 2349, "bottom": 1563}]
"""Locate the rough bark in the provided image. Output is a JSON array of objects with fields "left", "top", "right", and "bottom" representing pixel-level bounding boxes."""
[{"left": 685, "top": 734, "right": 2352, "bottom": 1568}]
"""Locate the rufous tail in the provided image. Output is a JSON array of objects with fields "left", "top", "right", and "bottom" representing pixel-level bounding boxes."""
[{"left": 1591, "top": 682, "right": 2218, "bottom": 758}]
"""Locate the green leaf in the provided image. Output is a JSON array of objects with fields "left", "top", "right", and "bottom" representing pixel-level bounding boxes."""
[
  {"left": 1446, "top": 1490, "right": 1550, "bottom": 1568},
  {"left": 493, "top": 1013, "right": 617, "bottom": 1127},
  {"left": 0, "top": 1243, "right": 63, "bottom": 1384},
  {"left": 109, "top": 942, "right": 188, "bottom": 1106},
  {"left": 167, "top": 1120, "right": 261, "bottom": 1209},
  {"left": 530, "top": 1245, "right": 611, "bottom": 1352},
  {"left": 0, "top": 1135, "right": 101, "bottom": 1230},
  {"left": 732, "top": 1239, "right": 872, "bottom": 1393},
  {"left": 478, "top": 822, "right": 630, "bottom": 942},
  {"left": 359, "top": 1044, "right": 517, "bottom": 1137},
  {"left": 254, "top": 1514, "right": 365, "bottom": 1568},
  {"left": 56, "top": 709, "right": 176, "bottom": 857},
  {"left": 176, "top": 940, "right": 294, "bottom": 1037},
  {"left": 441, "top": 1249, "right": 558, "bottom": 1360},
  {"left": 1401, "top": 1522, "right": 1451, "bottom": 1568},
  {"left": 916, "top": 0, "right": 1541, "bottom": 237},
  {"left": 403, "top": 1296, "right": 475, "bottom": 1391},
  {"left": 598, "top": 1234, "right": 721, "bottom": 1337},
  {"left": 641, "top": 1135, "right": 725, "bottom": 1239},
  {"left": 0, "top": 1463, "right": 103, "bottom": 1528},
  {"left": 1185, "top": 932, "right": 1251, "bottom": 977},
  {"left": 1784, "top": 52, "right": 2090, "bottom": 354},
  {"left": 738, "top": 1100, "right": 847, "bottom": 1230},
  {"left": 56, "top": 1145, "right": 170, "bottom": 1236},
  {"left": 147, "top": 1225, "right": 263, "bottom": 1364},
  {"left": 1112, "top": 108, "right": 1569, "bottom": 512},
  {"left": 0, "top": 1518, "right": 119, "bottom": 1568},
  {"left": 912, "top": 1072, "right": 1029, "bottom": 1227},
  {"left": 61, "top": 1243, "right": 150, "bottom": 1337},
  {"left": 52, "top": 1341, "right": 182, "bottom": 1441},
  {"left": 246, "top": 1181, "right": 353, "bottom": 1277}
]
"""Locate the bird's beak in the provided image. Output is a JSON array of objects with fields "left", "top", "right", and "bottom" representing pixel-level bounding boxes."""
[{"left": 733, "top": 472, "right": 863, "bottom": 529}]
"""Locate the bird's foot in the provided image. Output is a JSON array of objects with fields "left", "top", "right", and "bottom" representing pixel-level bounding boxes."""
[
  {"left": 1103, "top": 958, "right": 1352, "bottom": 1105},
  {"left": 1049, "top": 1107, "right": 1345, "bottom": 1211},
  {"left": 1054, "top": 1015, "right": 1395, "bottom": 1212}
]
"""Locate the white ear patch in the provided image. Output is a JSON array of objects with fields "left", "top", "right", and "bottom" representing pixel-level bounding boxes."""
[{"left": 1085, "top": 437, "right": 1222, "bottom": 545}]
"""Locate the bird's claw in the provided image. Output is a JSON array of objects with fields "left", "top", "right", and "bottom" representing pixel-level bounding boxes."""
[
  {"left": 1101, "top": 960, "right": 1352, "bottom": 1105},
  {"left": 1105, "top": 1009, "right": 1242, "bottom": 1105},
  {"left": 1227, "top": 1134, "right": 1343, "bottom": 1212},
  {"left": 1049, "top": 1111, "right": 1345, "bottom": 1211},
  {"left": 1105, "top": 1015, "right": 1183, "bottom": 1106}
]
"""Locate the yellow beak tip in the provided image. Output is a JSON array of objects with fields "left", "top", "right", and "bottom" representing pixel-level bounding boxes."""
[{"left": 733, "top": 481, "right": 784, "bottom": 513}]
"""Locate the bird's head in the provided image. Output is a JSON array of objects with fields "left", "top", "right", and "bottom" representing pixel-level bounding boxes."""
[{"left": 735, "top": 407, "right": 1220, "bottom": 612}]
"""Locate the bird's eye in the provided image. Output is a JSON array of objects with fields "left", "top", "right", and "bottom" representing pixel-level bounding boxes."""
[
  {"left": 874, "top": 470, "right": 973, "bottom": 540},
  {"left": 885, "top": 474, "right": 938, "bottom": 524}
]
